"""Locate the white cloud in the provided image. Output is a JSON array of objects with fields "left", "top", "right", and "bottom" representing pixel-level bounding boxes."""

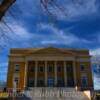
[
  {"left": 94, "top": 75, "right": 100, "bottom": 90},
  {"left": 90, "top": 48, "right": 100, "bottom": 55},
  {"left": 38, "top": 23, "right": 92, "bottom": 45},
  {"left": 0, "top": 21, "right": 32, "bottom": 40},
  {"left": 0, "top": 19, "right": 93, "bottom": 48},
  {"left": 41, "top": 0, "right": 98, "bottom": 20},
  {"left": 0, "top": 20, "right": 35, "bottom": 48},
  {"left": 67, "top": 0, "right": 97, "bottom": 16},
  {"left": 6, "top": 0, "right": 98, "bottom": 21}
]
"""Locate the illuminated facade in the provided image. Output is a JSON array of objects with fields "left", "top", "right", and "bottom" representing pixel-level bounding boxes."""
[{"left": 7, "top": 47, "right": 93, "bottom": 91}]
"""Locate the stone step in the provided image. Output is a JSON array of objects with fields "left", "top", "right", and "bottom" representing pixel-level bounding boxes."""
[{"left": 24, "top": 88, "right": 90, "bottom": 100}]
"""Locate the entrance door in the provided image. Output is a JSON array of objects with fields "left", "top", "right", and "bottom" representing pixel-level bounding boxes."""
[
  {"left": 67, "top": 63, "right": 74, "bottom": 87},
  {"left": 47, "top": 78, "right": 54, "bottom": 87}
]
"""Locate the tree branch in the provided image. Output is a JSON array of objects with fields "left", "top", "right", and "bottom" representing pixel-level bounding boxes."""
[{"left": 0, "top": 0, "right": 16, "bottom": 20}]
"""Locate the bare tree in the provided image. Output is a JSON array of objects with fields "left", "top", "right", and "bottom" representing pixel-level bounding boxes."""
[
  {"left": 0, "top": 0, "right": 16, "bottom": 20},
  {"left": 40, "top": 0, "right": 67, "bottom": 17},
  {"left": 40, "top": 0, "right": 84, "bottom": 19},
  {"left": 0, "top": 0, "right": 87, "bottom": 49}
]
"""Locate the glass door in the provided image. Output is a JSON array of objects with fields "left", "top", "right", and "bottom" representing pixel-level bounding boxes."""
[{"left": 47, "top": 78, "right": 54, "bottom": 87}]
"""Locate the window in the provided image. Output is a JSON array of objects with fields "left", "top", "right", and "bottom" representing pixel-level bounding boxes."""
[
  {"left": 67, "top": 65, "right": 73, "bottom": 72},
  {"left": 14, "top": 64, "right": 20, "bottom": 72},
  {"left": 80, "top": 64, "right": 85, "bottom": 71},
  {"left": 48, "top": 66, "right": 54, "bottom": 72},
  {"left": 48, "top": 78, "right": 54, "bottom": 87},
  {"left": 57, "top": 66, "right": 61, "bottom": 72},
  {"left": 81, "top": 76, "right": 88, "bottom": 87},
  {"left": 57, "top": 78, "right": 64, "bottom": 87},
  {"left": 38, "top": 66, "right": 44, "bottom": 72},
  {"left": 28, "top": 78, "right": 34, "bottom": 87},
  {"left": 37, "top": 79, "right": 44, "bottom": 87},
  {"left": 29, "top": 66, "right": 35, "bottom": 72}
]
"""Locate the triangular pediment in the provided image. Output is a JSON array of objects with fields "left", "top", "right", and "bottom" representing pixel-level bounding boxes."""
[{"left": 28, "top": 47, "right": 76, "bottom": 56}]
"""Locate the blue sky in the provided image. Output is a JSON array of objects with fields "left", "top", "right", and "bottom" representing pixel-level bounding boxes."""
[{"left": 0, "top": 0, "right": 100, "bottom": 89}]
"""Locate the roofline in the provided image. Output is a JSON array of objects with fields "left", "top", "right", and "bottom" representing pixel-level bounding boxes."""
[{"left": 10, "top": 47, "right": 89, "bottom": 51}]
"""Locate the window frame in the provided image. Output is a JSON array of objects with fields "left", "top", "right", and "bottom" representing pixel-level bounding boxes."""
[
  {"left": 48, "top": 65, "right": 54, "bottom": 73},
  {"left": 28, "top": 78, "right": 34, "bottom": 87},
  {"left": 29, "top": 66, "right": 35, "bottom": 72},
  {"left": 37, "top": 79, "right": 45, "bottom": 87},
  {"left": 80, "top": 64, "right": 85, "bottom": 72},
  {"left": 57, "top": 78, "right": 64, "bottom": 87},
  {"left": 38, "top": 65, "right": 44, "bottom": 72},
  {"left": 14, "top": 64, "right": 20, "bottom": 72},
  {"left": 57, "top": 65, "right": 62, "bottom": 72}
]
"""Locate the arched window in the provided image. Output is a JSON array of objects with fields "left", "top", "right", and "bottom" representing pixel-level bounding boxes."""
[{"left": 14, "top": 64, "right": 20, "bottom": 72}]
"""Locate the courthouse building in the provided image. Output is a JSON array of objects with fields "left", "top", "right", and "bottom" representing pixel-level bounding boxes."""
[{"left": 7, "top": 47, "right": 93, "bottom": 91}]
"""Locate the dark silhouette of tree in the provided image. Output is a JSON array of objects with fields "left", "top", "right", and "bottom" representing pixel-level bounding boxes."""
[{"left": 0, "top": 0, "right": 16, "bottom": 20}]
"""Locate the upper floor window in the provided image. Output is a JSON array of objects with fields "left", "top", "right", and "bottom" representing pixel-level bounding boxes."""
[
  {"left": 14, "top": 64, "right": 20, "bottom": 72},
  {"left": 80, "top": 64, "right": 85, "bottom": 71},
  {"left": 48, "top": 66, "right": 54, "bottom": 72},
  {"left": 29, "top": 66, "right": 35, "bottom": 72},
  {"left": 38, "top": 66, "right": 44, "bottom": 72},
  {"left": 67, "top": 65, "right": 73, "bottom": 72},
  {"left": 57, "top": 66, "right": 62, "bottom": 72}
]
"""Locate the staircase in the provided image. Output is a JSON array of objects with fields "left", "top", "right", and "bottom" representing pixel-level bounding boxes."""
[{"left": 24, "top": 88, "right": 90, "bottom": 100}]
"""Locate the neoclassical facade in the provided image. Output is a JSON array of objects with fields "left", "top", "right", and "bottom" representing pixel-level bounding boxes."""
[{"left": 7, "top": 47, "right": 93, "bottom": 91}]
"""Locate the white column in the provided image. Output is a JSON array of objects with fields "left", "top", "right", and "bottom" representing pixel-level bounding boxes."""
[
  {"left": 24, "top": 61, "right": 28, "bottom": 89},
  {"left": 45, "top": 61, "right": 47, "bottom": 87},
  {"left": 73, "top": 61, "right": 77, "bottom": 87},
  {"left": 64, "top": 61, "right": 67, "bottom": 87},
  {"left": 35, "top": 61, "right": 38, "bottom": 87},
  {"left": 54, "top": 61, "right": 57, "bottom": 86}
]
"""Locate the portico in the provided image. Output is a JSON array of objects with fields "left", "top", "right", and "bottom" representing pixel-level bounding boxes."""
[{"left": 26, "top": 60, "right": 76, "bottom": 87}]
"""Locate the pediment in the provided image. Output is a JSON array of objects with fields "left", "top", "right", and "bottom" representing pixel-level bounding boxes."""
[{"left": 27, "top": 47, "right": 76, "bottom": 56}]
